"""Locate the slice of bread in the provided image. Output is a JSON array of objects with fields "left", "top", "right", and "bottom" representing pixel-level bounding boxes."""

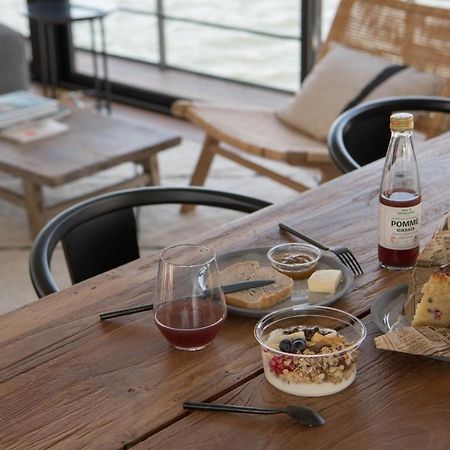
[{"left": 219, "top": 261, "right": 294, "bottom": 309}]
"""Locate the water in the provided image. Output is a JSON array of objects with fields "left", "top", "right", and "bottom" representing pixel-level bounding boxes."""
[
  {"left": 72, "top": 0, "right": 321, "bottom": 90},
  {"left": 1, "top": 0, "right": 448, "bottom": 91}
]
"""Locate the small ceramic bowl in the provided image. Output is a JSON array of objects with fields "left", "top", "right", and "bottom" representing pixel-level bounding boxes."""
[
  {"left": 267, "top": 243, "right": 321, "bottom": 280},
  {"left": 254, "top": 305, "right": 366, "bottom": 397}
]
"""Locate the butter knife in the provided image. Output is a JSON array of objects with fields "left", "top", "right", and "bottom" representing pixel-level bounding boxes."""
[{"left": 99, "top": 279, "right": 275, "bottom": 320}]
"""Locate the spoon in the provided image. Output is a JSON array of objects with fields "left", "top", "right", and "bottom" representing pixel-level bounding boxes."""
[{"left": 183, "top": 401, "right": 325, "bottom": 427}]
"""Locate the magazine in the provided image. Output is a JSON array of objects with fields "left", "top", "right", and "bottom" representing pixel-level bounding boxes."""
[{"left": 0, "top": 119, "right": 69, "bottom": 143}]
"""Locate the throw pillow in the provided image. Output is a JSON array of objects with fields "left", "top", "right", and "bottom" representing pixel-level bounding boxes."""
[{"left": 276, "top": 44, "right": 443, "bottom": 142}]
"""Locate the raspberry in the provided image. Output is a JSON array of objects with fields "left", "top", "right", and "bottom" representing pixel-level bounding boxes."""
[{"left": 270, "top": 355, "right": 286, "bottom": 374}]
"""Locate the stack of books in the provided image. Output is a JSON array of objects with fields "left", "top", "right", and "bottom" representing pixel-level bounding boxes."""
[
  {"left": 0, "top": 90, "right": 60, "bottom": 129},
  {"left": 0, "top": 91, "right": 71, "bottom": 143}
]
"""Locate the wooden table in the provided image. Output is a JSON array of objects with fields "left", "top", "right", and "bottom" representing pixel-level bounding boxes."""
[
  {"left": 0, "top": 110, "right": 181, "bottom": 237},
  {"left": 1, "top": 132, "right": 449, "bottom": 449}
]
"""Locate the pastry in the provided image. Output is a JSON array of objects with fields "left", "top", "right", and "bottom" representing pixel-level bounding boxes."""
[{"left": 412, "top": 264, "right": 450, "bottom": 327}]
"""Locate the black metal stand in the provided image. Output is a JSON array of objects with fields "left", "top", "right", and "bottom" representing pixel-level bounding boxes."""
[{"left": 25, "top": 2, "right": 113, "bottom": 113}]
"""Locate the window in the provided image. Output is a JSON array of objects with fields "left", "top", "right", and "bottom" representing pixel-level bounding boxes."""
[
  {"left": 0, "top": 0, "right": 29, "bottom": 36},
  {"left": 10, "top": 0, "right": 449, "bottom": 109},
  {"left": 71, "top": 0, "right": 304, "bottom": 91}
]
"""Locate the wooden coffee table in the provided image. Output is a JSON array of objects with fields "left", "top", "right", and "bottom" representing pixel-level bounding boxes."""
[{"left": 0, "top": 110, "right": 181, "bottom": 237}]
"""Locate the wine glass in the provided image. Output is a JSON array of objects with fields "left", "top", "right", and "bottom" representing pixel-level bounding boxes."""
[{"left": 154, "top": 244, "right": 227, "bottom": 351}]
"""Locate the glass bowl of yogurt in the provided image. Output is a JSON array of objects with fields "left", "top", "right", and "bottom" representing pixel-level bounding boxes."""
[{"left": 254, "top": 305, "right": 366, "bottom": 397}]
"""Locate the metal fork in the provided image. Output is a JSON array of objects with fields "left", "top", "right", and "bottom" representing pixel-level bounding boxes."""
[{"left": 278, "top": 223, "right": 363, "bottom": 276}]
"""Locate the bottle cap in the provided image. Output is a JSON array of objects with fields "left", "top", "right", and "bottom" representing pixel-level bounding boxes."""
[{"left": 390, "top": 112, "right": 414, "bottom": 131}]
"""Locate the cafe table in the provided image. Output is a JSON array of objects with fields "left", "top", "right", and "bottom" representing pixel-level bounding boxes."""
[{"left": 1, "top": 132, "right": 450, "bottom": 450}]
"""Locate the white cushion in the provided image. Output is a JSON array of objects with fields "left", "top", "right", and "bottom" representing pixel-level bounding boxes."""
[{"left": 276, "top": 44, "right": 443, "bottom": 142}]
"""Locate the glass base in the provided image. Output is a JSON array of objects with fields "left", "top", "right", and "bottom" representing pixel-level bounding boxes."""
[
  {"left": 379, "top": 261, "right": 414, "bottom": 271},
  {"left": 172, "top": 341, "right": 212, "bottom": 351}
]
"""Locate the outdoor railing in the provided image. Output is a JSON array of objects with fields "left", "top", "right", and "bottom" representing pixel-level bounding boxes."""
[{"left": 74, "top": 0, "right": 322, "bottom": 91}]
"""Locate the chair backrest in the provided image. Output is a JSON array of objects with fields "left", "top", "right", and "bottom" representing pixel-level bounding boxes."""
[
  {"left": 29, "top": 186, "right": 271, "bottom": 298},
  {"left": 320, "top": 0, "right": 450, "bottom": 136},
  {"left": 327, "top": 96, "right": 450, "bottom": 173}
]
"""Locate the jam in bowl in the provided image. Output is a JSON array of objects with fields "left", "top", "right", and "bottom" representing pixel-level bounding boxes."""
[{"left": 267, "top": 243, "right": 321, "bottom": 280}]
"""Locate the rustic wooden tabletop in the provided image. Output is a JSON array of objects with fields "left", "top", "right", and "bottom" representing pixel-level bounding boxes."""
[{"left": 1, "top": 132, "right": 449, "bottom": 450}]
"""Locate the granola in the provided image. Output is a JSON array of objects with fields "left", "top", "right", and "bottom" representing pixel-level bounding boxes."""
[{"left": 262, "top": 326, "right": 359, "bottom": 396}]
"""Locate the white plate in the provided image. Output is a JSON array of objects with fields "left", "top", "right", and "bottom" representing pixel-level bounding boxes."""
[{"left": 216, "top": 247, "right": 354, "bottom": 318}]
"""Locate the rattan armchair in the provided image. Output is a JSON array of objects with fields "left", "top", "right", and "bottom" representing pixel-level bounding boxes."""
[{"left": 173, "top": 0, "right": 450, "bottom": 212}]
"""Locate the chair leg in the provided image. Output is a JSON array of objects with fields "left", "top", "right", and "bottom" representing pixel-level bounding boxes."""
[
  {"left": 181, "top": 135, "right": 217, "bottom": 214},
  {"left": 320, "top": 163, "right": 341, "bottom": 183},
  {"left": 142, "top": 154, "right": 161, "bottom": 186},
  {"left": 23, "top": 180, "right": 45, "bottom": 239}
]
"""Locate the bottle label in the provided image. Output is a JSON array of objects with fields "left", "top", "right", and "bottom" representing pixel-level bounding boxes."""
[{"left": 379, "top": 203, "right": 421, "bottom": 250}]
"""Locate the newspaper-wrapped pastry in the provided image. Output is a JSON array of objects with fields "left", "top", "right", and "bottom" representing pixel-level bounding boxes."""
[
  {"left": 374, "top": 210, "right": 450, "bottom": 359},
  {"left": 403, "top": 211, "right": 450, "bottom": 320}
]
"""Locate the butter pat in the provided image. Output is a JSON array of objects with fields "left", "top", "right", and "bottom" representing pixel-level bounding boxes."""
[{"left": 307, "top": 270, "right": 342, "bottom": 294}]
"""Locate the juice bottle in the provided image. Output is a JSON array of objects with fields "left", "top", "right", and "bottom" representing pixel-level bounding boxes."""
[{"left": 378, "top": 112, "right": 421, "bottom": 270}]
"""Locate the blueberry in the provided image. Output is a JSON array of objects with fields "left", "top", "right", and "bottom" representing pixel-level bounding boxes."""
[
  {"left": 292, "top": 338, "right": 306, "bottom": 353},
  {"left": 279, "top": 339, "right": 292, "bottom": 353}
]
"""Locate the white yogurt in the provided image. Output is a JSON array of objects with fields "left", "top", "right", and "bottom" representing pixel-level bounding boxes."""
[{"left": 263, "top": 364, "right": 356, "bottom": 397}]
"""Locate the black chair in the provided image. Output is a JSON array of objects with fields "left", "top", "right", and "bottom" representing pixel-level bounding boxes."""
[
  {"left": 328, "top": 96, "right": 450, "bottom": 173},
  {"left": 29, "top": 186, "right": 271, "bottom": 298}
]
